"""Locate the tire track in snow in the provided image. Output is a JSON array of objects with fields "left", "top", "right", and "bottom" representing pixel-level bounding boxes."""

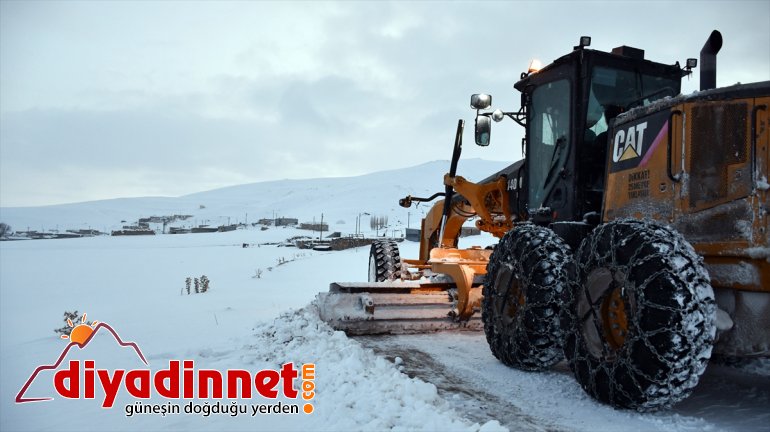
[
  {"left": 356, "top": 335, "right": 563, "bottom": 432},
  {"left": 356, "top": 332, "right": 770, "bottom": 432}
]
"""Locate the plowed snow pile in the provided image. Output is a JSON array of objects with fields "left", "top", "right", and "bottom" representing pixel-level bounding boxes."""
[{"left": 251, "top": 306, "right": 503, "bottom": 431}]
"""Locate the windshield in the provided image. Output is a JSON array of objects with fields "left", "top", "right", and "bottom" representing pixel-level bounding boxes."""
[
  {"left": 586, "top": 66, "right": 679, "bottom": 137},
  {"left": 529, "top": 79, "right": 570, "bottom": 209}
]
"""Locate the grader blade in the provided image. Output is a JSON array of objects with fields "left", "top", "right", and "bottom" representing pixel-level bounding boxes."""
[{"left": 316, "top": 282, "right": 482, "bottom": 335}]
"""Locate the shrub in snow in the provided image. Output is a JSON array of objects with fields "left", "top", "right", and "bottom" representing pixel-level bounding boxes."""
[
  {"left": 182, "top": 275, "right": 210, "bottom": 295},
  {"left": 54, "top": 310, "right": 93, "bottom": 337}
]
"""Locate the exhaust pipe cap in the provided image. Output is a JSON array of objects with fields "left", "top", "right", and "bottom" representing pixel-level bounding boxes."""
[{"left": 700, "top": 30, "right": 723, "bottom": 91}]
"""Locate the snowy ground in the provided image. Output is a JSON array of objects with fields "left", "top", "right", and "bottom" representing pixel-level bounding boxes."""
[{"left": 1, "top": 227, "right": 768, "bottom": 431}]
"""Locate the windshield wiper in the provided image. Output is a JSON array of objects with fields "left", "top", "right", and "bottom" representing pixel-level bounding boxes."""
[{"left": 541, "top": 136, "right": 567, "bottom": 190}]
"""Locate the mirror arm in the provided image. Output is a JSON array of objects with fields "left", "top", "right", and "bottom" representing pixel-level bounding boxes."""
[
  {"left": 509, "top": 112, "right": 526, "bottom": 128},
  {"left": 483, "top": 111, "right": 525, "bottom": 128},
  {"left": 478, "top": 111, "right": 523, "bottom": 124}
]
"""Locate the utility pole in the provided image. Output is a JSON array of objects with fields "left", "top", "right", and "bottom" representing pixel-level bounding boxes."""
[{"left": 319, "top": 213, "right": 324, "bottom": 241}]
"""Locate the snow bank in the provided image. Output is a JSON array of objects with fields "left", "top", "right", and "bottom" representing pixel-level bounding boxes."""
[{"left": 251, "top": 305, "right": 505, "bottom": 431}]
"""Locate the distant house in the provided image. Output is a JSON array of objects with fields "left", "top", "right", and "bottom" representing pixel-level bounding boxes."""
[
  {"left": 299, "top": 222, "right": 329, "bottom": 231},
  {"left": 257, "top": 218, "right": 299, "bottom": 227},
  {"left": 66, "top": 229, "right": 102, "bottom": 236},
  {"left": 111, "top": 229, "right": 155, "bottom": 236},
  {"left": 276, "top": 218, "right": 298, "bottom": 227},
  {"left": 405, "top": 228, "right": 421, "bottom": 242},
  {"left": 191, "top": 226, "right": 218, "bottom": 233},
  {"left": 138, "top": 215, "right": 192, "bottom": 226},
  {"left": 54, "top": 232, "right": 82, "bottom": 239},
  {"left": 403, "top": 227, "right": 476, "bottom": 240}
]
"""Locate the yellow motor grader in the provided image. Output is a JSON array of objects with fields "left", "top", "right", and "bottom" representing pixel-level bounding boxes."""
[{"left": 318, "top": 30, "right": 770, "bottom": 410}]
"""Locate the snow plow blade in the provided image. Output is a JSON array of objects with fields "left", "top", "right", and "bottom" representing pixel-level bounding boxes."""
[{"left": 317, "top": 282, "right": 482, "bottom": 335}]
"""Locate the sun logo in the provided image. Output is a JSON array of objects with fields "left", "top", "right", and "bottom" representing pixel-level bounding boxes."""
[{"left": 60, "top": 313, "right": 99, "bottom": 346}]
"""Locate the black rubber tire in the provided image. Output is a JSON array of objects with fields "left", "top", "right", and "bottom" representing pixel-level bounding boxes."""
[
  {"left": 561, "top": 219, "right": 716, "bottom": 411},
  {"left": 482, "top": 224, "right": 573, "bottom": 371},
  {"left": 368, "top": 240, "right": 403, "bottom": 282}
]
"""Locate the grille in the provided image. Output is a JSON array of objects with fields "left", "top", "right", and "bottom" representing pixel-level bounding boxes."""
[{"left": 688, "top": 102, "right": 748, "bottom": 208}]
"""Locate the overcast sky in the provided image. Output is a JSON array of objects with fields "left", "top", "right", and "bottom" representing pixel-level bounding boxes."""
[{"left": 1, "top": 1, "right": 768, "bottom": 207}]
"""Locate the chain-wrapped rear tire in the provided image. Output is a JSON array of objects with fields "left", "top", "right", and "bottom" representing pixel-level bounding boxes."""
[
  {"left": 561, "top": 219, "right": 716, "bottom": 411},
  {"left": 482, "top": 224, "right": 573, "bottom": 371},
  {"left": 368, "top": 240, "right": 402, "bottom": 282}
]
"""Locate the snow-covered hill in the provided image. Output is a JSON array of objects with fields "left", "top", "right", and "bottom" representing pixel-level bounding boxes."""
[{"left": 0, "top": 158, "right": 509, "bottom": 233}]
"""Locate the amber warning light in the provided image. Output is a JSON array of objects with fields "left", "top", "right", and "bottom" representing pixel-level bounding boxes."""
[{"left": 527, "top": 59, "right": 543, "bottom": 74}]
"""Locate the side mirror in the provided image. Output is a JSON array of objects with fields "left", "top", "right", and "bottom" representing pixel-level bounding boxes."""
[
  {"left": 470, "top": 94, "right": 492, "bottom": 110},
  {"left": 475, "top": 115, "right": 491, "bottom": 146}
]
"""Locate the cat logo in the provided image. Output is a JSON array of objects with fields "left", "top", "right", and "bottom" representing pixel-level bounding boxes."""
[{"left": 612, "top": 122, "right": 648, "bottom": 163}]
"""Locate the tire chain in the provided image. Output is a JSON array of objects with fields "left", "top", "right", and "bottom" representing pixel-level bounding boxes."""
[
  {"left": 562, "top": 219, "right": 716, "bottom": 411},
  {"left": 483, "top": 223, "right": 574, "bottom": 371}
]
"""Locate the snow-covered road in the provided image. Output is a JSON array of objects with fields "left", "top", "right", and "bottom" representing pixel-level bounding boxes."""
[{"left": 357, "top": 332, "right": 770, "bottom": 432}]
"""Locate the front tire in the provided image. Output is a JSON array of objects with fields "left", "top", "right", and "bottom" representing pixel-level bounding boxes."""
[
  {"left": 368, "top": 240, "right": 402, "bottom": 282},
  {"left": 482, "top": 224, "right": 573, "bottom": 371},
  {"left": 561, "top": 219, "right": 716, "bottom": 411}
]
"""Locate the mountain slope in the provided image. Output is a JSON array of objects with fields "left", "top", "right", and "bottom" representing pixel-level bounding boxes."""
[{"left": 0, "top": 159, "right": 510, "bottom": 233}]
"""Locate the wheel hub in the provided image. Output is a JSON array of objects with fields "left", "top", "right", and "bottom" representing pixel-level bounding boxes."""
[
  {"left": 495, "top": 265, "right": 525, "bottom": 325},
  {"left": 581, "top": 267, "right": 631, "bottom": 359},
  {"left": 600, "top": 285, "right": 628, "bottom": 351}
]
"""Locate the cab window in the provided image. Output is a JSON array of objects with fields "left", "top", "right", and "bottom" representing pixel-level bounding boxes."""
[{"left": 529, "top": 79, "right": 570, "bottom": 209}]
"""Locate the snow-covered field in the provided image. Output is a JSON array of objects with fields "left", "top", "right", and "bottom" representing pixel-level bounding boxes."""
[
  {"left": 0, "top": 228, "right": 501, "bottom": 431},
  {"left": 1, "top": 228, "right": 768, "bottom": 432}
]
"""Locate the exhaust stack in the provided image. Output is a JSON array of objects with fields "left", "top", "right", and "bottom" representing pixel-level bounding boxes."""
[{"left": 700, "top": 30, "right": 723, "bottom": 91}]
